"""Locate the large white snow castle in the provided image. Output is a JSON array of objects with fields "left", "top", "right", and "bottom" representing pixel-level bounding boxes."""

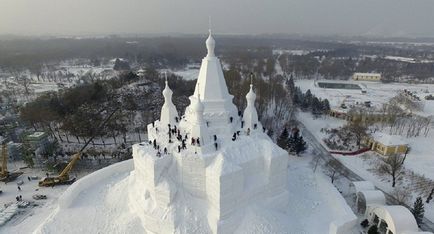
[{"left": 128, "top": 30, "right": 289, "bottom": 234}]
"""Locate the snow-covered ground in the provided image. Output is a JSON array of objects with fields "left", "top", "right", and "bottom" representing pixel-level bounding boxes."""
[
  {"left": 297, "top": 110, "right": 434, "bottom": 223},
  {"left": 295, "top": 79, "right": 434, "bottom": 111},
  {"left": 0, "top": 156, "right": 358, "bottom": 234},
  {"left": 272, "top": 49, "right": 310, "bottom": 56},
  {"left": 336, "top": 153, "right": 434, "bottom": 223},
  {"left": 296, "top": 79, "right": 434, "bottom": 179},
  {"left": 160, "top": 64, "right": 200, "bottom": 81},
  {"left": 0, "top": 166, "right": 68, "bottom": 233}
]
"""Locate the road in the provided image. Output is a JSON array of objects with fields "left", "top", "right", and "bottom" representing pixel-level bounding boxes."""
[{"left": 298, "top": 122, "right": 434, "bottom": 232}]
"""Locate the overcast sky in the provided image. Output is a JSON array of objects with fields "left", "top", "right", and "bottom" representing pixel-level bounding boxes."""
[{"left": 1, "top": 0, "right": 434, "bottom": 37}]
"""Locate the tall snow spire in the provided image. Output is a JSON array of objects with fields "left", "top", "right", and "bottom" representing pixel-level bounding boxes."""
[
  {"left": 243, "top": 74, "right": 260, "bottom": 131},
  {"left": 160, "top": 72, "right": 179, "bottom": 126},
  {"left": 186, "top": 27, "right": 238, "bottom": 142}
]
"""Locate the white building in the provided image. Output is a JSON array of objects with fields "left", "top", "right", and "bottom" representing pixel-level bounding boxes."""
[{"left": 128, "top": 31, "right": 289, "bottom": 234}]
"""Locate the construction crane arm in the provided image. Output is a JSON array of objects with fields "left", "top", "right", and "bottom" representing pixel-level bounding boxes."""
[
  {"left": 1, "top": 143, "right": 7, "bottom": 176},
  {"left": 56, "top": 108, "right": 119, "bottom": 179}
]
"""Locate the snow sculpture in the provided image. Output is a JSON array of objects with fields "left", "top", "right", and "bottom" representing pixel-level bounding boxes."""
[
  {"left": 129, "top": 30, "right": 289, "bottom": 234},
  {"left": 160, "top": 73, "right": 179, "bottom": 126}
]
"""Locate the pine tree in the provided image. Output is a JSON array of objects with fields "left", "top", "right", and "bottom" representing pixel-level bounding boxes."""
[
  {"left": 302, "top": 89, "right": 313, "bottom": 110},
  {"left": 277, "top": 127, "right": 289, "bottom": 149},
  {"left": 293, "top": 87, "right": 303, "bottom": 106},
  {"left": 311, "top": 97, "right": 322, "bottom": 116},
  {"left": 286, "top": 75, "right": 295, "bottom": 97},
  {"left": 288, "top": 128, "right": 307, "bottom": 155},
  {"left": 322, "top": 99, "right": 331, "bottom": 113},
  {"left": 411, "top": 196, "right": 425, "bottom": 226}
]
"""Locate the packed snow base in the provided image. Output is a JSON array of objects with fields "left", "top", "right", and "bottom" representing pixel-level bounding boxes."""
[
  {"left": 129, "top": 131, "right": 289, "bottom": 233},
  {"left": 29, "top": 156, "right": 355, "bottom": 234}
]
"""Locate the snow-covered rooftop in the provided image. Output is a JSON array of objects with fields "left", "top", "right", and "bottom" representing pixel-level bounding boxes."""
[
  {"left": 27, "top": 131, "right": 46, "bottom": 138},
  {"left": 351, "top": 181, "right": 375, "bottom": 193},
  {"left": 357, "top": 190, "right": 386, "bottom": 206},
  {"left": 353, "top": 72, "right": 381, "bottom": 77},
  {"left": 371, "top": 132, "right": 407, "bottom": 146}
]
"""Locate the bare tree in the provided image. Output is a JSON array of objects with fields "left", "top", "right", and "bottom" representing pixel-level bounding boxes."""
[
  {"left": 342, "top": 119, "right": 368, "bottom": 149},
  {"left": 324, "top": 159, "right": 348, "bottom": 184},
  {"left": 378, "top": 154, "right": 405, "bottom": 187},
  {"left": 392, "top": 187, "right": 411, "bottom": 205}
]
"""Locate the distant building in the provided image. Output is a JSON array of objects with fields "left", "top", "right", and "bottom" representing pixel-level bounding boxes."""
[
  {"left": 352, "top": 73, "right": 381, "bottom": 81},
  {"left": 365, "top": 132, "right": 408, "bottom": 156},
  {"left": 329, "top": 108, "right": 393, "bottom": 124},
  {"left": 25, "top": 132, "right": 49, "bottom": 155},
  {"left": 137, "top": 68, "right": 146, "bottom": 77}
]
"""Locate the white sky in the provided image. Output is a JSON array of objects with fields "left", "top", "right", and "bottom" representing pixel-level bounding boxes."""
[{"left": 1, "top": 0, "right": 434, "bottom": 37}]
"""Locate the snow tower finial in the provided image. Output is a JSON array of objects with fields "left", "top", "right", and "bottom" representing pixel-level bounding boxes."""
[
  {"left": 208, "top": 16, "right": 212, "bottom": 35},
  {"left": 206, "top": 27, "right": 215, "bottom": 57},
  {"left": 164, "top": 71, "right": 168, "bottom": 84}
]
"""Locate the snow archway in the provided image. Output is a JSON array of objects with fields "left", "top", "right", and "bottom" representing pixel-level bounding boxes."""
[
  {"left": 366, "top": 205, "right": 419, "bottom": 234},
  {"left": 356, "top": 190, "right": 385, "bottom": 214}
]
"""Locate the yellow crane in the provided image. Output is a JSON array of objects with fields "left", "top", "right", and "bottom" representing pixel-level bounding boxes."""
[
  {"left": 0, "top": 142, "right": 23, "bottom": 182},
  {"left": 0, "top": 143, "right": 7, "bottom": 178},
  {"left": 39, "top": 109, "right": 118, "bottom": 187}
]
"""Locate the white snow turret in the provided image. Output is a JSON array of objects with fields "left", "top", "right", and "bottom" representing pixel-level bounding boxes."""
[
  {"left": 243, "top": 83, "right": 260, "bottom": 131},
  {"left": 191, "top": 92, "right": 205, "bottom": 124},
  {"left": 189, "top": 92, "right": 210, "bottom": 147},
  {"left": 160, "top": 74, "right": 179, "bottom": 126}
]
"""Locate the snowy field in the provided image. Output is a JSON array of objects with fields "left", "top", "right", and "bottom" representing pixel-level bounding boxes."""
[
  {"left": 296, "top": 79, "right": 434, "bottom": 181},
  {"left": 1, "top": 156, "right": 358, "bottom": 234},
  {"left": 160, "top": 64, "right": 200, "bottom": 81},
  {"left": 295, "top": 79, "right": 434, "bottom": 113}
]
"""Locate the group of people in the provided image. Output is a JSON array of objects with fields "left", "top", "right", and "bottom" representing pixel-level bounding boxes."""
[
  {"left": 148, "top": 113, "right": 268, "bottom": 156},
  {"left": 15, "top": 195, "right": 23, "bottom": 201},
  {"left": 150, "top": 123, "right": 195, "bottom": 157},
  {"left": 191, "top": 137, "right": 200, "bottom": 146}
]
